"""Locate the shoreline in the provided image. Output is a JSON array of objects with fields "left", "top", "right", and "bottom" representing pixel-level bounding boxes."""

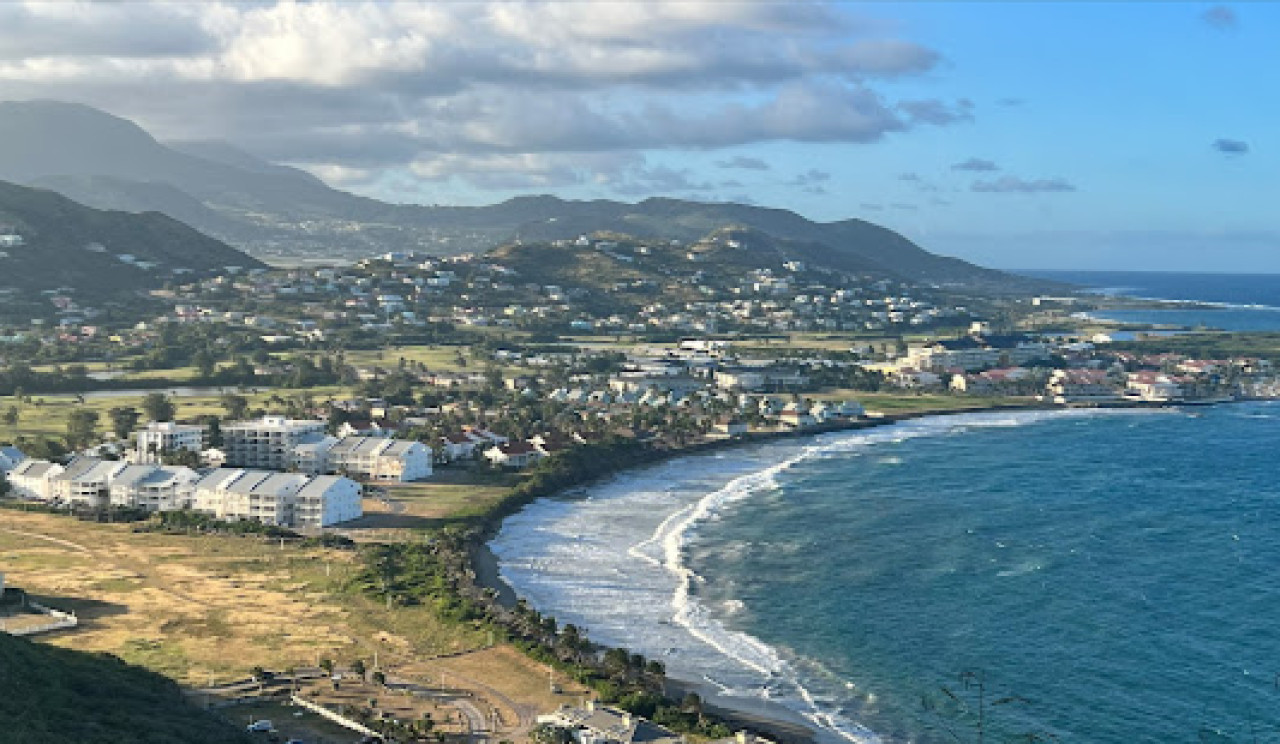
[
  {"left": 473, "top": 401, "right": 1058, "bottom": 744},
  {"left": 472, "top": 396, "right": 1249, "bottom": 744}
]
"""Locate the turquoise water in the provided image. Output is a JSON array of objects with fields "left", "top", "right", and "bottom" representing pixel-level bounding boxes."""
[{"left": 493, "top": 405, "right": 1280, "bottom": 743}]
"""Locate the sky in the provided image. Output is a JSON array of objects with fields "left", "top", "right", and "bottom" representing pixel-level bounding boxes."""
[{"left": 0, "top": 1, "right": 1275, "bottom": 271}]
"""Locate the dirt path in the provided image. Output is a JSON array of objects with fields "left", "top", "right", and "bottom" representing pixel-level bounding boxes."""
[
  {"left": 0, "top": 525, "right": 210, "bottom": 608},
  {"left": 0, "top": 526, "right": 93, "bottom": 554}
]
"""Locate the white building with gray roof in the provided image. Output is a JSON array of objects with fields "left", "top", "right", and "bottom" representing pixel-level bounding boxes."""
[
  {"left": 108, "top": 465, "right": 200, "bottom": 512},
  {"left": 52, "top": 457, "right": 127, "bottom": 507},
  {"left": 6, "top": 459, "right": 64, "bottom": 500},
  {"left": 192, "top": 468, "right": 361, "bottom": 527},
  {"left": 322, "top": 436, "right": 433, "bottom": 482}
]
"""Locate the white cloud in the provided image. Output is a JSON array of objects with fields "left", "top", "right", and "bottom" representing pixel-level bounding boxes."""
[{"left": 0, "top": 1, "right": 964, "bottom": 195}]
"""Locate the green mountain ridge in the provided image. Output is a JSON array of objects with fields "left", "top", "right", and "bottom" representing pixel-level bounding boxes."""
[
  {"left": 0, "top": 99, "right": 1053, "bottom": 293},
  {"left": 0, "top": 180, "right": 264, "bottom": 303}
]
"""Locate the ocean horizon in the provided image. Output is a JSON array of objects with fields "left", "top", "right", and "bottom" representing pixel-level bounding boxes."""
[{"left": 1016, "top": 270, "right": 1280, "bottom": 331}]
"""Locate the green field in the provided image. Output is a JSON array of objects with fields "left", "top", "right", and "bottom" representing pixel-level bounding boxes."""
[
  {"left": 0, "top": 385, "right": 355, "bottom": 443},
  {"left": 815, "top": 389, "right": 1041, "bottom": 414}
]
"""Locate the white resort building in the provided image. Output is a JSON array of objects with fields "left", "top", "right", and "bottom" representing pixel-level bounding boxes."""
[
  {"left": 109, "top": 464, "right": 200, "bottom": 511},
  {"left": 5, "top": 457, "right": 361, "bottom": 527},
  {"left": 191, "top": 469, "right": 360, "bottom": 527},
  {"left": 222, "top": 416, "right": 326, "bottom": 470},
  {"left": 135, "top": 422, "right": 206, "bottom": 463},
  {"left": 324, "top": 437, "right": 433, "bottom": 482}
]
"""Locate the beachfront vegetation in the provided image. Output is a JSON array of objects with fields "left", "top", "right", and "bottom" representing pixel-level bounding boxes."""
[{"left": 342, "top": 438, "right": 747, "bottom": 739}]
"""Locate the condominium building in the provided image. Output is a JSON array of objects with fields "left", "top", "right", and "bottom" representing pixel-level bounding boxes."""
[
  {"left": 51, "top": 457, "right": 127, "bottom": 507},
  {"left": 192, "top": 469, "right": 309, "bottom": 526},
  {"left": 6, "top": 459, "right": 64, "bottom": 500},
  {"left": 324, "top": 437, "right": 433, "bottom": 482},
  {"left": 288, "top": 435, "right": 433, "bottom": 482},
  {"left": 289, "top": 436, "right": 339, "bottom": 475},
  {"left": 222, "top": 416, "right": 326, "bottom": 470},
  {"left": 135, "top": 422, "right": 206, "bottom": 464},
  {"left": 192, "top": 468, "right": 361, "bottom": 527},
  {"left": 108, "top": 465, "right": 200, "bottom": 511},
  {"left": 292, "top": 475, "right": 363, "bottom": 528},
  {"left": 6, "top": 458, "right": 361, "bottom": 527}
]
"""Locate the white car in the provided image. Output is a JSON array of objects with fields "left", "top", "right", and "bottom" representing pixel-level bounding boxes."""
[{"left": 247, "top": 720, "right": 274, "bottom": 733}]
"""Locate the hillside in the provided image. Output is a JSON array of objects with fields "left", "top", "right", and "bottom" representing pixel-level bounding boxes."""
[
  {"left": 0, "top": 180, "right": 263, "bottom": 302},
  {"left": 0, "top": 631, "right": 251, "bottom": 744},
  {"left": 0, "top": 100, "right": 1053, "bottom": 293}
]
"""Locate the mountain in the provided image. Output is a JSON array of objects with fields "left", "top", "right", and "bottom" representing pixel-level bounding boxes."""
[
  {"left": 0, "top": 630, "right": 251, "bottom": 743},
  {"left": 0, "top": 180, "right": 263, "bottom": 302},
  {"left": 0, "top": 100, "right": 1051, "bottom": 293}
]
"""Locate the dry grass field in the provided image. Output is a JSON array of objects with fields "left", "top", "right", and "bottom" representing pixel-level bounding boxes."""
[
  {"left": 0, "top": 510, "right": 485, "bottom": 685},
  {"left": 0, "top": 503, "right": 590, "bottom": 741}
]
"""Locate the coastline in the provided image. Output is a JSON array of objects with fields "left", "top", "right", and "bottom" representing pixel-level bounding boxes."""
[
  {"left": 473, "top": 396, "right": 1243, "bottom": 744},
  {"left": 473, "top": 401, "right": 1059, "bottom": 744}
]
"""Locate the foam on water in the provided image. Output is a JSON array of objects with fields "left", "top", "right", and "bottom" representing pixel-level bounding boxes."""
[{"left": 492, "top": 408, "right": 1143, "bottom": 744}]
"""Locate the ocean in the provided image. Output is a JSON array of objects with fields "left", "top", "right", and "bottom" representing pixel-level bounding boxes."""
[
  {"left": 492, "top": 406, "right": 1280, "bottom": 742},
  {"left": 491, "top": 271, "right": 1280, "bottom": 743},
  {"left": 1018, "top": 270, "right": 1280, "bottom": 331}
]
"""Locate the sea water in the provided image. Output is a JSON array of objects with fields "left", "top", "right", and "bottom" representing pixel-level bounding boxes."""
[
  {"left": 492, "top": 404, "right": 1280, "bottom": 743},
  {"left": 1018, "top": 270, "right": 1280, "bottom": 331}
]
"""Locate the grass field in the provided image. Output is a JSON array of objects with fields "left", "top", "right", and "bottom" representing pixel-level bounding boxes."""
[
  {"left": 0, "top": 490, "right": 588, "bottom": 742},
  {"left": 815, "top": 389, "right": 1040, "bottom": 413},
  {"left": 0, "top": 510, "right": 490, "bottom": 685},
  {"left": 0, "top": 385, "right": 355, "bottom": 443}
]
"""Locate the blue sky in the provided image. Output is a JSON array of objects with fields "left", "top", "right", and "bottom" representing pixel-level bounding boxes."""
[{"left": 0, "top": 1, "right": 1273, "bottom": 271}]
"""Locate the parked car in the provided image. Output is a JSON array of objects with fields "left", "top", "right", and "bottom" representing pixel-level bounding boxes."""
[{"left": 247, "top": 720, "right": 274, "bottom": 733}]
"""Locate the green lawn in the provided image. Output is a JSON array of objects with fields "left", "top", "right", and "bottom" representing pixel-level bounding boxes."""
[{"left": 815, "top": 389, "right": 1040, "bottom": 414}]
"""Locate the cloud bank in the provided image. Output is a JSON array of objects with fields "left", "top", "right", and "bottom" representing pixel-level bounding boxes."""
[{"left": 0, "top": 1, "right": 967, "bottom": 196}]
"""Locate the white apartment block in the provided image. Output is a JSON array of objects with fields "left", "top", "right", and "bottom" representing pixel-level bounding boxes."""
[
  {"left": 6, "top": 459, "right": 64, "bottom": 500},
  {"left": 52, "top": 457, "right": 127, "bottom": 507},
  {"left": 192, "top": 470, "right": 308, "bottom": 526},
  {"left": 289, "top": 435, "right": 433, "bottom": 482},
  {"left": 290, "top": 436, "right": 339, "bottom": 475},
  {"left": 135, "top": 422, "right": 206, "bottom": 463},
  {"left": 6, "top": 457, "right": 360, "bottom": 527},
  {"left": 222, "top": 416, "right": 326, "bottom": 470},
  {"left": 325, "top": 437, "right": 432, "bottom": 482},
  {"left": 293, "top": 475, "right": 363, "bottom": 527},
  {"left": 108, "top": 465, "right": 200, "bottom": 511},
  {"left": 192, "top": 468, "right": 362, "bottom": 527}
]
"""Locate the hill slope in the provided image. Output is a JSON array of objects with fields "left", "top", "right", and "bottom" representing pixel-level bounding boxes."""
[
  {"left": 0, "top": 180, "right": 263, "bottom": 301},
  {"left": 0, "top": 631, "right": 251, "bottom": 744},
  {"left": 0, "top": 99, "right": 1049, "bottom": 293}
]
